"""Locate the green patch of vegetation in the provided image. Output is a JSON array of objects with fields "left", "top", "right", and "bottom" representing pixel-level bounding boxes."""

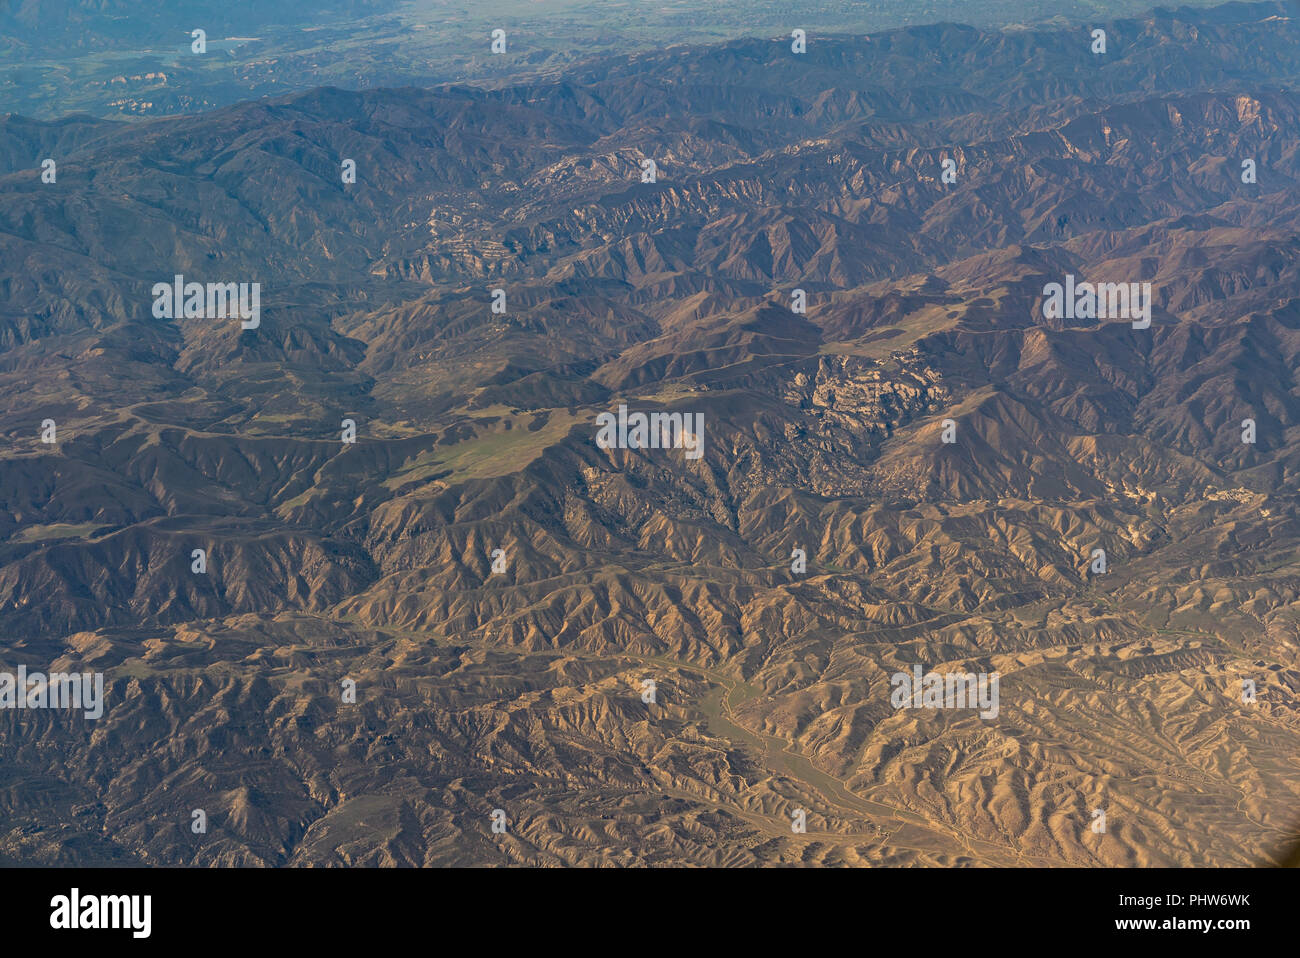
[
  {"left": 11, "top": 523, "right": 108, "bottom": 543},
  {"left": 384, "top": 409, "right": 586, "bottom": 487}
]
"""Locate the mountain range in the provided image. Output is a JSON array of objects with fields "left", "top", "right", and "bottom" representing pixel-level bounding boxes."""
[{"left": 1, "top": 0, "right": 1298, "bottom": 866}]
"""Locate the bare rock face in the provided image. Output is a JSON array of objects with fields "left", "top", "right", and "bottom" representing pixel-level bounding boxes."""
[{"left": 2, "top": 4, "right": 1300, "bottom": 867}]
